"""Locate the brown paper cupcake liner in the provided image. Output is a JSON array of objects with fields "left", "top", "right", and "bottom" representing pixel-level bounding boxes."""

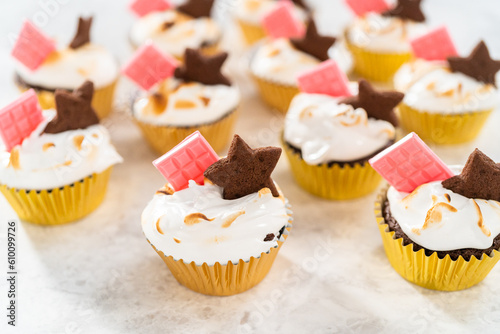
[
  {"left": 134, "top": 108, "right": 238, "bottom": 155},
  {"left": 0, "top": 167, "right": 113, "bottom": 225},
  {"left": 149, "top": 204, "right": 292, "bottom": 296},
  {"left": 375, "top": 186, "right": 500, "bottom": 291}
]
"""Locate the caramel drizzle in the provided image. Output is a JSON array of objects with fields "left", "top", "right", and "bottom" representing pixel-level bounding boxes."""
[
  {"left": 42, "top": 142, "right": 55, "bottom": 151},
  {"left": 472, "top": 200, "right": 491, "bottom": 237},
  {"left": 184, "top": 213, "right": 214, "bottom": 225},
  {"left": 221, "top": 211, "right": 245, "bottom": 228}
]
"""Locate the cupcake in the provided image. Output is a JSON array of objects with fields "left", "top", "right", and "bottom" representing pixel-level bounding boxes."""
[
  {"left": 0, "top": 81, "right": 123, "bottom": 225},
  {"left": 131, "top": 48, "right": 240, "bottom": 154},
  {"left": 345, "top": 0, "right": 427, "bottom": 81},
  {"left": 283, "top": 79, "right": 403, "bottom": 199},
  {"left": 13, "top": 17, "right": 119, "bottom": 119},
  {"left": 129, "top": 0, "right": 222, "bottom": 60},
  {"left": 372, "top": 140, "right": 500, "bottom": 290},
  {"left": 142, "top": 133, "right": 292, "bottom": 295},
  {"left": 394, "top": 41, "right": 500, "bottom": 144},
  {"left": 250, "top": 18, "right": 352, "bottom": 113},
  {"left": 234, "top": 0, "right": 308, "bottom": 44}
]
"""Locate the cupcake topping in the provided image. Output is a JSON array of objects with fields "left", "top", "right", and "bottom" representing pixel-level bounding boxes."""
[
  {"left": 69, "top": 17, "right": 92, "bottom": 49},
  {"left": 442, "top": 149, "right": 500, "bottom": 202},
  {"left": 284, "top": 92, "right": 395, "bottom": 164},
  {"left": 382, "top": 0, "right": 425, "bottom": 22},
  {"left": 339, "top": 80, "right": 403, "bottom": 127},
  {"left": 43, "top": 81, "right": 99, "bottom": 134},
  {"left": 447, "top": 41, "right": 500, "bottom": 87},
  {"left": 11, "top": 21, "right": 56, "bottom": 71},
  {"left": 291, "top": 19, "right": 336, "bottom": 61},
  {"left": 174, "top": 48, "right": 231, "bottom": 86},
  {"left": 204, "top": 135, "right": 281, "bottom": 200},
  {"left": 176, "top": 0, "right": 214, "bottom": 18}
]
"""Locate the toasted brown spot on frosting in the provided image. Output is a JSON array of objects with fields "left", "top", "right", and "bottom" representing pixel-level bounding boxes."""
[
  {"left": 173, "top": 238, "right": 181, "bottom": 243},
  {"left": 161, "top": 21, "right": 175, "bottom": 31},
  {"left": 199, "top": 96, "right": 211, "bottom": 106},
  {"left": 267, "top": 48, "right": 281, "bottom": 57},
  {"left": 221, "top": 210, "right": 245, "bottom": 228},
  {"left": 78, "top": 68, "right": 88, "bottom": 76},
  {"left": 426, "top": 81, "right": 435, "bottom": 90},
  {"left": 258, "top": 188, "right": 271, "bottom": 198},
  {"left": 411, "top": 228, "right": 421, "bottom": 236},
  {"left": 431, "top": 195, "right": 438, "bottom": 204},
  {"left": 184, "top": 212, "right": 214, "bottom": 225},
  {"left": 436, "top": 88, "right": 455, "bottom": 97},
  {"left": 92, "top": 133, "right": 99, "bottom": 139},
  {"left": 472, "top": 200, "right": 491, "bottom": 237},
  {"left": 403, "top": 184, "right": 424, "bottom": 202},
  {"left": 63, "top": 160, "right": 72, "bottom": 166},
  {"left": 174, "top": 99, "right": 197, "bottom": 109},
  {"left": 156, "top": 218, "right": 164, "bottom": 234},
  {"left": 245, "top": 0, "right": 260, "bottom": 11},
  {"left": 421, "top": 202, "right": 458, "bottom": 230},
  {"left": 8, "top": 148, "right": 20, "bottom": 170},
  {"left": 43, "top": 142, "right": 55, "bottom": 151},
  {"left": 299, "top": 106, "right": 315, "bottom": 119},
  {"left": 156, "top": 185, "right": 175, "bottom": 195},
  {"left": 145, "top": 93, "right": 168, "bottom": 115},
  {"left": 73, "top": 135, "right": 85, "bottom": 151},
  {"left": 43, "top": 50, "right": 61, "bottom": 64},
  {"left": 444, "top": 193, "right": 451, "bottom": 202}
]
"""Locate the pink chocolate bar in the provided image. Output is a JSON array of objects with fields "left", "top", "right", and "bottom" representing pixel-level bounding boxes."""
[
  {"left": 261, "top": 1, "right": 305, "bottom": 39},
  {"left": 297, "top": 60, "right": 352, "bottom": 97},
  {"left": 122, "top": 43, "right": 179, "bottom": 90},
  {"left": 11, "top": 21, "right": 56, "bottom": 71},
  {"left": 130, "top": 0, "right": 171, "bottom": 17},
  {"left": 0, "top": 89, "right": 43, "bottom": 152},
  {"left": 410, "top": 26, "right": 458, "bottom": 61},
  {"left": 153, "top": 131, "right": 219, "bottom": 191},
  {"left": 345, "top": 0, "right": 389, "bottom": 17},
  {"left": 369, "top": 132, "right": 455, "bottom": 193}
]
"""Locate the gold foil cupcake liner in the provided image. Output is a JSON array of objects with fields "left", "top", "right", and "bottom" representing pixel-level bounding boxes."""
[
  {"left": 149, "top": 207, "right": 292, "bottom": 296},
  {"left": 17, "top": 80, "right": 118, "bottom": 119},
  {"left": 283, "top": 142, "right": 381, "bottom": 199},
  {"left": 375, "top": 187, "right": 500, "bottom": 291},
  {"left": 398, "top": 104, "right": 493, "bottom": 145},
  {"left": 345, "top": 39, "right": 412, "bottom": 82},
  {"left": 237, "top": 19, "right": 267, "bottom": 45},
  {"left": 134, "top": 109, "right": 238, "bottom": 155},
  {"left": 251, "top": 74, "right": 299, "bottom": 114},
  {"left": 0, "top": 168, "right": 113, "bottom": 225}
]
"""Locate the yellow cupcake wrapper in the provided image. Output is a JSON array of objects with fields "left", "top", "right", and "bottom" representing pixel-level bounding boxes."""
[
  {"left": 345, "top": 39, "right": 412, "bottom": 82},
  {"left": 134, "top": 108, "right": 238, "bottom": 155},
  {"left": 375, "top": 186, "right": 500, "bottom": 291},
  {"left": 283, "top": 140, "right": 382, "bottom": 200},
  {"left": 0, "top": 167, "right": 113, "bottom": 225},
  {"left": 149, "top": 205, "right": 293, "bottom": 296},
  {"left": 398, "top": 104, "right": 493, "bottom": 145},
  {"left": 237, "top": 19, "right": 267, "bottom": 45},
  {"left": 251, "top": 74, "right": 299, "bottom": 114},
  {"left": 17, "top": 80, "right": 118, "bottom": 119}
]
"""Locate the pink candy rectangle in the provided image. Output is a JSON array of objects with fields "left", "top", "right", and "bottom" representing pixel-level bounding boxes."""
[
  {"left": 261, "top": 1, "right": 305, "bottom": 39},
  {"left": 410, "top": 26, "right": 458, "bottom": 61},
  {"left": 297, "top": 60, "right": 352, "bottom": 97},
  {"left": 130, "top": 0, "right": 172, "bottom": 17},
  {"left": 153, "top": 131, "right": 219, "bottom": 191},
  {"left": 11, "top": 21, "right": 56, "bottom": 71},
  {"left": 345, "top": 0, "right": 389, "bottom": 17},
  {"left": 369, "top": 132, "right": 455, "bottom": 193},
  {"left": 122, "top": 43, "right": 179, "bottom": 90},
  {"left": 0, "top": 89, "right": 43, "bottom": 152}
]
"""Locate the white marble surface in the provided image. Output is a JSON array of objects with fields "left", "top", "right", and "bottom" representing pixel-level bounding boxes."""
[{"left": 1, "top": 1, "right": 500, "bottom": 333}]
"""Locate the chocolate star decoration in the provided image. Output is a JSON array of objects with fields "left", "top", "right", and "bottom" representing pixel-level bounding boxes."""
[
  {"left": 69, "top": 17, "right": 93, "bottom": 49},
  {"left": 442, "top": 149, "right": 500, "bottom": 202},
  {"left": 174, "top": 48, "right": 231, "bottom": 86},
  {"left": 382, "top": 0, "right": 425, "bottom": 22},
  {"left": 204, "top": 135, "right": 282, "bottom": 200},
  {"left": 43, "top": 81, "right": 99, "bottom": 134},
  {"left": 447, "top": 41, "right": 500, "bottom": 86},
  {"left": 291, "top": 19, "right": 336, "bottom": 61},
  {"left": 176, "top": 0, "right": 214, "bottom": 18},
  {"left": 339, "top": 80, "right": 403, "bottom": 127}
]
